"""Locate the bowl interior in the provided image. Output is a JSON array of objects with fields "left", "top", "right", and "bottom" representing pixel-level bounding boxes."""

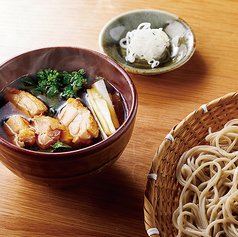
[
  {"left": 0, "top": 47, "right": 137, "bottom": 155},
  {"left": 99, "top": 9, "right": 196, "bottom": 75}
]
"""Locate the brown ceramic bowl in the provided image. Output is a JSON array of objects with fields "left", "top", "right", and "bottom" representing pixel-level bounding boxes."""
[{"left": 0, "top": 47, "right": 137, "bottom": 188}]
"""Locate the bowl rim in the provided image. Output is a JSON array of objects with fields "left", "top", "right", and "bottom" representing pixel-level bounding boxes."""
[
  {"left": 99, "top": 9, "right": 179, "bottom": 50},
  {"left": 99, "top": 9, "right": 196, "bottom": 75},
  {"left": 0, "top": 46, "right": 138, "bottom": 159}
]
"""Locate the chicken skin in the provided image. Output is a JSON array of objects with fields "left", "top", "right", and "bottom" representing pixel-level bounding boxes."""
[
  {"left": 4, "top": 87, "right": 48, "bottom": 117},
  {"left": 57, "top": 98, "right": 99, "bottom": 146},
  {"left": 32, "top": 115, "right": 65, "bottom": 150},
  {"left": 3, "top": 89, "right": 99, "bottom": 150},
  {"left": 3, "top": 115, "right": 36, "bottom": 148}
]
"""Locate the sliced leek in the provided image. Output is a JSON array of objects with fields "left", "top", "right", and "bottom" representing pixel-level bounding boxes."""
[
  {"left": 86, "top": 93, "right": 107, "bottom": 139},
  {"left": 86, "top": 88, "right": 116, "bottom": 136},
  {"left": 92, "top": 79, "right": 120, "bottom": 129}
]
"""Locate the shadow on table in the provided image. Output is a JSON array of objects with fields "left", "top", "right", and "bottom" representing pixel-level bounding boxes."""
[
  {"left": 132, "top": 50, "right": 207, "bottom": 91},
  {"left": 45, "top": 163, "right": 145, "bottom": 235}
]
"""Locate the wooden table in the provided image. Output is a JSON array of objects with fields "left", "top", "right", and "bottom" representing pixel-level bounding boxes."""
[{"left": 0, "top": 0, "right": 238, "bottom": 236}]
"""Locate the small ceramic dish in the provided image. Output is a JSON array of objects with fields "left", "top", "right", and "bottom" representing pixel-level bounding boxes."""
[{"left": 99, "top": 9, "right": 196, "bottom": 75}]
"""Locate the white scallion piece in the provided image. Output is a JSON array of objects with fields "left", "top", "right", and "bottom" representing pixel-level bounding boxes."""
[
  {"left": 86, "top": 78, "right": 120, "bottom": 137},
  {"left": 92, "top": 79, "right": 120, "bottom": 129},
  {"left": 86, "top": 93, "right": 108, "bottom": 140}
]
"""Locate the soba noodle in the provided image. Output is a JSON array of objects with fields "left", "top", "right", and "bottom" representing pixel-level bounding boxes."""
[{"left": 173, "top": 119, "right": 238, "bottom": 237}]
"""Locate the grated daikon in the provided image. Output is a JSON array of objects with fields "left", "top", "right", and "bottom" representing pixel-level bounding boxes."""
[{"left": 119, "top": 22, "right": 170, "bottom": 68}]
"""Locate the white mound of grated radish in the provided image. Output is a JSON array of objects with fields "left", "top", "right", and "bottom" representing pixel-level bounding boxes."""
[{"left": 119, "top": 22, "right": 170, "bottom": 68}]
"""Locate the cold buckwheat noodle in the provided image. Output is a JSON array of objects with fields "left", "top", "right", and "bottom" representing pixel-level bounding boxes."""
[{"left": 173, "top": 119, "right": 238, "bottom": 237}]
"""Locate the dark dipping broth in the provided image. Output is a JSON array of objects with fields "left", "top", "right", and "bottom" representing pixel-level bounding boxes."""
[{"left": 0, "top": 69, "right": 126, "bottom": 152}]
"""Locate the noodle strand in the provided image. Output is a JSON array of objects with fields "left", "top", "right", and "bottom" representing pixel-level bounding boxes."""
[{"left": 173, "top": 119, "right": 238, "bottom": 236}]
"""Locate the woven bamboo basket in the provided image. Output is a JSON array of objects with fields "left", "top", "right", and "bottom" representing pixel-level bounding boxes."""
[{"left": 144, "top": 92, "right": 238, "bottom": 237}]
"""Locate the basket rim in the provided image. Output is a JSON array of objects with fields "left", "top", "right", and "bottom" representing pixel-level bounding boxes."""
[{"left": 143, "top": 91, "right": 238, "bottom": 236}]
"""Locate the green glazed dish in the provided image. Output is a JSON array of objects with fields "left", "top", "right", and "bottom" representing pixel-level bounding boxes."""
[{"left": 99, "top": 9, "right": 196, "bottom": 75}]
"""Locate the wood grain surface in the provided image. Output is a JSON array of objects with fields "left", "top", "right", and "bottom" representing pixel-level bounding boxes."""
[{"left": 0, "top": 0, "right": 238, "bottom": 236}]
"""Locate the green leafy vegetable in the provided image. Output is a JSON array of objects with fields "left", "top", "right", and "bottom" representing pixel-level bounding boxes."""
[
  {"left": 21, "top": 76, "right": 36, "bottom": 86},
  {"left": 60, "top": 69, "right": 87, "bottom": 99},
  {"left": 21, "top": 68, "right": 88, "bottom": 115},
  {"left": 61, "top": 84, "right": 76, "bottom": 99},
  {"left": 37, "top": 68, "right": 62, "bottom": 96},
  {"left": 51, "top": 140, "right": 72, "bottom": 149},
  {"left": 38, "top": 140, "right": 72, "bottom": 153}
]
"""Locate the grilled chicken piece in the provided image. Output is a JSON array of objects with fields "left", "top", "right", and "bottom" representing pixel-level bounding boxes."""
[
  {"left": 57, "top": 98, "right": 99, "bottom": 146},
  {"left": 32, "top": 115, "right": 65, "bottom": 150},
  {"left": 4, "top": 87, "right": 48, "bottom": 117},
  {"left": 3, "top": 115, "right": 36, "bottom": 147}
]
